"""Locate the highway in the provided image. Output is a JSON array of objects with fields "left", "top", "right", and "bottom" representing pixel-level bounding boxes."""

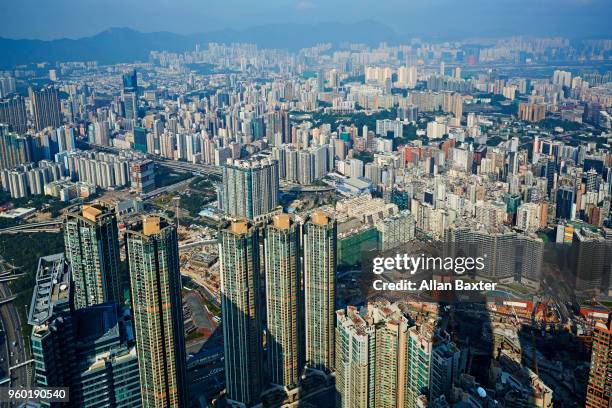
[
  {"left": 0, "top": 268, "right": 25, "bottom": 285},
  {"left": 154, "top": 158, "right": 222, "bottom": 177},
  {"left": 0, "top": 220, "right": 62, "bottom": 235},
  {"left": 0, "top": 282, "right": 29, "bottom": 388}
]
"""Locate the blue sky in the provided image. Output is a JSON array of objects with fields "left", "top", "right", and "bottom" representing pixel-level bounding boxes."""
[{"left": 0, "top": 0, "right": 610, "bottom": 40}]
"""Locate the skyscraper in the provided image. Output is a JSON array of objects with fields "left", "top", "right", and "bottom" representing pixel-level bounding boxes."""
[
  {"left": 397, "top": 66, "right": 417, "bottom": 88},
  {"left": 0, "top": 76, "right": 16, "bottom": 98},
  {"left": 518, "top": 102, "right": 546, "bottom": 122},
  {"left": 374, "top": 313, "right": 410, "bottom": 408},
  {"left": 264, "top": 214, "right": 302, "bottom": 389},
  {"left": 451, "top": 93, "right": 463, "bottom": 123},
  {"left": 122, "top": 69, "right": 138, "bottom": 93},
  {"left": 405, "top": 323, "right": 434, "bottom": 406},
  {"left": 445, "top": 227, "right": 517, "bottom": 280},
  {"left": 335, "top": 303, "right": 459, "bottom": 408},
  {"left": 335, "top": 306, "right": 373, "bottom": 408},
  {"left": 0, "top": 94, "right": 27, "bottom": 134},
  {"left": 429, "top": 338, "right": 461, "bottom": 401},
  {"left": 573, "top": 228, "right": 609, "bottom": 292},
  {"left": 303, "top": 211, "right": 337, "bottom": 373},
  {"left": 335, "top": 302, "right": 411, "bottom": 408},
  {"left": 556, "top": 186, "right": 575, "bottom": 220},
  {"left": 133, "top": 127, "right": 148, "bottom": 153},
  {"left": 125, "top": 215, "right": 187, "bottom": 408},
  {"left": 516, "top": 234, "right": 544, "bottom": 285},
  {"left": 219, "top": 220, "right": 264, "bottom": 406},
  {"left": 56, "top": 125, "right": 76, "bottom": 152},
  {"left": 28, "top": 254, "right": 141, "bottom": 408},
  {"left": 129, "top": 159, "right": 155, "bottom": 193},
  {"left": 586, "top": 317, "right": 612, "bottom": 408},
  {"left": 376, "top": 210, "right": 416, "bottom": 251},
  {"left": 220, "top": 157, "right": 279, "bottom": 220},
  {"left": 28, "top": 253, "right": 73, "bottom": 397},
  {"left": 63, "top": 203, "right": 121, "bottom": 310},
  {"left": 122, "top": 91, "right": 138, "bottom": 130},
  {"left": 542, "top": 157, "right": 556, "bottom": 195},
  {"left": 0, "top": 124, "right": 33, "bottom": 170},
  {"left": 29, "top": 86, "right": 62, "bottom": 131}
]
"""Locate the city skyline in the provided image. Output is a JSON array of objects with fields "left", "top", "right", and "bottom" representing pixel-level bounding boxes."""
[{"left": 0, "top": 2, "right": 610, "bottom": 407}]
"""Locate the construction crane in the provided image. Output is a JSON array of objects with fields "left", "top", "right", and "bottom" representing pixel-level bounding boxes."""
[{"left": 509, "top": 302, "right": 521, "bottom": 328}]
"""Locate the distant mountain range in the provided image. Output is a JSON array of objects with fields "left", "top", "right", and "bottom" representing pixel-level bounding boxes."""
[{"left": 0, "top": 21, "right": 400, "bottom": 68}]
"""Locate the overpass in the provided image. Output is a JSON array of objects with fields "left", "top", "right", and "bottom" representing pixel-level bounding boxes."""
[
  {"left": 0, "top": 220, "right": 62, "bottom": 235},
  {"left": 0, "top": 275, "right": 29, "bottom": 387},
  {"left": 179, "top": 239, "right": 218, "bottom": 250},
  {"left": 0, "top": 296, "right": 16, "bottom": 305},
  {"left": 140, "top": 176, "right": 196, "bottom": 200},
  {"left": 0, "top": 274, "right": 25, "bottom": 284},
  {"left": 0, "top": 262, "right": 22, "bottom": 297},
  {"left": 280, "top": 183, "right": 335, "bottom": 193},
  {"left": 155, "top": 159, "right": 222, "bottom": 178}
]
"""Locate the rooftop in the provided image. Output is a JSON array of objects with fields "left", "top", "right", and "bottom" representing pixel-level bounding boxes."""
[
  {"left": 67, "top": 202, "right": 114, "bottom": 224},
  {"left": 0, "top": 207, "right": 36, "bottom": 219},
  {"left": 310, "top": 211, "right": 330, "bottom": 226},
  {"left": 230, "top": 220, "right": 249, "bottom": 234},
  {"left": 224, "top": 156, "right": 276, "bottom": 169},
  {"left": 125, "top": 214, "right": 173, "bottom": 237},
  {"left": 272, "top": 213, "right": 291, "bottom": 230},
  {"left": 28, "top": 253, "right": 71, "bottom": 326},
  {"left": 82, "top": 204, "right": 103, "bottom": 221}
]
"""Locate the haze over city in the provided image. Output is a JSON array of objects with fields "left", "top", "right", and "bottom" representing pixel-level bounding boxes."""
[{"left": 1, "top": 0, "right": 611, "bottom": 40}]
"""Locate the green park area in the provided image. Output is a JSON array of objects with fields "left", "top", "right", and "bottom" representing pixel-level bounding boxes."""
[{"left": 149, "top": 175, "right": 218, "bottom": 221}]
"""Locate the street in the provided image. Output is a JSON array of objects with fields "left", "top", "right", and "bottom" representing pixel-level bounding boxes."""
[{"left": 0, "top": 282, "right": 29, "bottom": 388}]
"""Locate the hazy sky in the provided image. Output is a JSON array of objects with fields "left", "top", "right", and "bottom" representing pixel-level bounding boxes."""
[{"left": 1, "top": 0, "right": 610, "bottom": 40}]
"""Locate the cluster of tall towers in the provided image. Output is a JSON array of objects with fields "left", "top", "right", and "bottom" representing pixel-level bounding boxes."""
[
  {"left": 0, "top": 85, "right": 61, "bottom": 134},
  {"left": 31, "top": 203, "right": 187, "bottom": 407},
  {"left": 218, "top": 211, "right": 337, "bottom": 407}
]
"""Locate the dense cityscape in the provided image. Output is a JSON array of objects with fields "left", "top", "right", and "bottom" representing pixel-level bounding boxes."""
[{"left": 0, "top": 3, "right": 611, "bottom": 407}]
